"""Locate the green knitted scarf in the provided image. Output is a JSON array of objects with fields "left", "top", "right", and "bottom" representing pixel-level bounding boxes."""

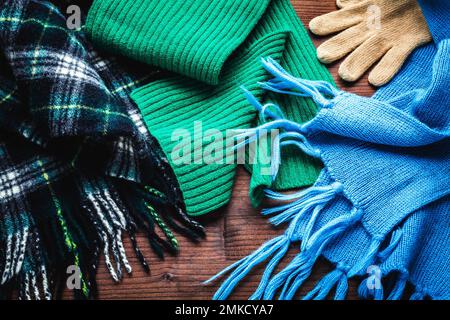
[{"left": 86, "top": 0, "right": 334, "bottom": 216}]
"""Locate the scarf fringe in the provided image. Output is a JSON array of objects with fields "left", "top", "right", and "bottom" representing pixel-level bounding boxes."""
[
  {"left": 265, "top": 208, "right": 365, "bottom": 300},
  {"left": 0, "top": 176, "right": 205, "bottom": 299},
  {"left": 83, "top": 185, "right": 134, "bottom": 282},
  {"left": 259, "top": 57, "right": 342, "bottom": 108},
  {"left": 212, "top": 109, "right": 414, "bottom": 300},
  {"left": 410, "top": 289, "right": 427, "bottom": 300},
  {"left": 358, "top": 268, "right": 432, "bottom": 300},
  {"left": 206, "top": 175, "right": 365, "bottom": 300},
  {"left": 302, "top": 265, "right": 348, "bottom": 300},
  {"left": 81, "top": 177, "right": 206, "bottom": 283},
  {"left": 209, "top": 193, "right": 417, "bottom": 301},
  {"left": 208, "top": 58, "right": 407, "bottom": 300},
  {"left": 387, "top": 273, "right": 408, "bottom": 300},
  {"left": 307, "top": 228, "right": 409, "bottom": 301},
  {"left": 232, "top": 57, "right": 350, "bottom": 183},
  {"left": 209, "top": 56, "right": 440, "bottom": 301},
  {"left": 0, "top": 212, "right": 29, "bottom": 286},
  {"left": 17, "top": 227, "right": 52, "bottom": 300},
  {"left": 234, "top": 86, "right": 322, "bottom": 182},
  {"left": 263, "top": 182, "right": 343, "bottom": 228},
  {"left": 205, "top": 180, "right": 344, "bottom": 300}
]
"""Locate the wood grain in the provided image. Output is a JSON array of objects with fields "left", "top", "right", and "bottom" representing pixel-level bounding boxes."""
[{"left": 64, "top": 0, "right": 375, "bottom": 300}]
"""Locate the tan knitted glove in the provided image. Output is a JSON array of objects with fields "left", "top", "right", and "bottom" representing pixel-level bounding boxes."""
[
  {"left": 336, "top": 0, "right": 362, "bottom": 8},
  {"left": 309, "top": 0, "right": 432, "bottom": 86}
]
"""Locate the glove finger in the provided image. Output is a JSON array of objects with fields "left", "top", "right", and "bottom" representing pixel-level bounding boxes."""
[
  {"left": 336, "top": 0, "right": 365, "bottom": 9},
  {"left": 368, "top": 44, "right": 418, "bottom": 87},
  {"left": 316, "top": 23, "right": 371, "bottom": 64},
  {"left": 309, "top": 4, "right": 367, "bottom": 36},
  {"left": 339, "top": 35, "right": 390, "bottom": 82}
]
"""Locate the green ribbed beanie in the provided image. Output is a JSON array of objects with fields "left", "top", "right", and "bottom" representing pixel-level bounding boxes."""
[{"left": 85, "top": 0, "right": 334, "bottom": 216}]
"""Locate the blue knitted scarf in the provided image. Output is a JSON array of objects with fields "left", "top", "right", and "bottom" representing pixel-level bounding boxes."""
[{"left": 208, "top": 0, "right": 450, "bottom": 300}]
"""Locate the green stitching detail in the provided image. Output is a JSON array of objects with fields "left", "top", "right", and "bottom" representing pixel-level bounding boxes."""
[
  {"left": 0, "top": 89, "right": 17, "bottom": 105},
  {"left": 146, "top": 203, "right": 179, "bottom": 249},
  {"left": 31, "top": 105, "right": 131, "bottom": 119},
  {"left": 37, "top": 159, "right": 89, "bottom": 297}
]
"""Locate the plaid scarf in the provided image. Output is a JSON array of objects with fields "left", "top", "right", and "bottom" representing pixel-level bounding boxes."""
[{"left": 0, "top": 0, "right": 204, "bottom": 299}]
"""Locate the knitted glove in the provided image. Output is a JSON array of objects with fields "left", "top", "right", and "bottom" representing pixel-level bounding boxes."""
[
  {"left": 336, "top": 0, "right": 362, "bottom": 8},
  {"left": 309, "top": 0, "right": 432, "bottom": 86}
]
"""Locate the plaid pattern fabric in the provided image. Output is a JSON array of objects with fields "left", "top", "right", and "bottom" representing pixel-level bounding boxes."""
[{"left": 0, "top": 0, "right": 204, "bottom": 300}]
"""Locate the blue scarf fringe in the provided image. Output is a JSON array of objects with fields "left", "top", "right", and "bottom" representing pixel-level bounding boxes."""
[{"left": 208, "top": 56, "right": 437, "bottom": 300}]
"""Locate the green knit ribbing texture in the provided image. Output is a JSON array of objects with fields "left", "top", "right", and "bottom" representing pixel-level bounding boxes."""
[
  {"left": 132, "top": 28, "right": 288, "bottom": 216},
  {"left": 85, "top": 0, "right": 335, "bottom": 216},
  {"left": 248, "top": 0, "right": 334, "bottom": 206},
  {"left": 86, "top": 0, "right": 271, "bottom": 85}
]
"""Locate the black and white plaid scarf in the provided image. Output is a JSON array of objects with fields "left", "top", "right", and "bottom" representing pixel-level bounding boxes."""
[{"left": 0, "top": 0, "right": 204, "bottom": 299}]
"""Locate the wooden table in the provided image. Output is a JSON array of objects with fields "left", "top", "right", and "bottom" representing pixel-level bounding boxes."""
[{"left": 71, "top": 0, "right": 375, "bottom": 300}]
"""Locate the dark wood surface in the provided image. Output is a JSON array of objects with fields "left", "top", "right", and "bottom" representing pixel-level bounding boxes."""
[{"left": 65, "top": 0, "right": 375, "bottom": 300}]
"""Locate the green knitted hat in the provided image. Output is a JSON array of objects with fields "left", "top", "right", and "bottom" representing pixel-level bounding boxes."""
[{"left": 85, "top": 0, "right": 334, "bottom": 216}]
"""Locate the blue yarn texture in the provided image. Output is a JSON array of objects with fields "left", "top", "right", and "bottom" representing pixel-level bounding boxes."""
[{"left": 209, "top": 0, "right": 449, "bottom": 300}]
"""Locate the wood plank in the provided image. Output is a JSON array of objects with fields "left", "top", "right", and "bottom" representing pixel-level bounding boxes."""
[{"left": 64, "top": 0, "right": 375, "bottom": 300}]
